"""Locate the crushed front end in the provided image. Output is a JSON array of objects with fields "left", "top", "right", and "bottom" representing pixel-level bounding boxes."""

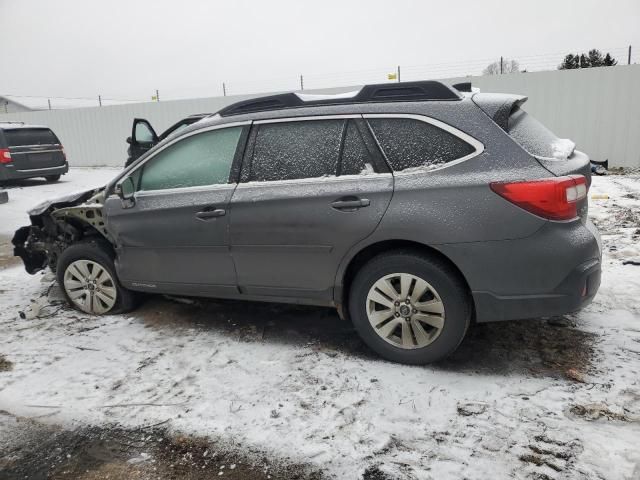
[{"left": 12, "top": 187, "right": 112, "bottom": 274}]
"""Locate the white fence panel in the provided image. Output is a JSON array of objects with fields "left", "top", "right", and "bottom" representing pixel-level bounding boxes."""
[{"left": 1, "top": 66, "right": 639, "bottom": 168}]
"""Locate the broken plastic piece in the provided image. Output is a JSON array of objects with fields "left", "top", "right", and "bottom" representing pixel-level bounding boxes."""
[{"left": 18, "top": 296, "right": 49, "bottom": 320}]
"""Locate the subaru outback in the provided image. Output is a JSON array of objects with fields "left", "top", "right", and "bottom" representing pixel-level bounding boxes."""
[{"left": 12, "top": 81, "right": 601, "bottom": 364}]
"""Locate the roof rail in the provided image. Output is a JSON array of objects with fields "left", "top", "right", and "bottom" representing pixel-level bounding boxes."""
[{"left": 218, "top": 80, "right": 461, "bottom": 117}]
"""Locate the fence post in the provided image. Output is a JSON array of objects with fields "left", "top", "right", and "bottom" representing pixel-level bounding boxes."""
[
  {"left": 47, "top": 99, "right": 51, "bottom": 110},
  {"left": 98, "top": 95, "right": 102, "bottom": 107},
  {"left": 500, "top": 56, "right": 504, "bottom": 74},
  {"left": 629, "top": 45, "right": 632, "bottom": 65},
  {"left": 222, "top": 82, "right": 227, "bottom": 96},
  {"left": 300, "top": 75, "right": 304, "bottom": 91},
  {"left": 397, "top": 65, "right": 401, "bottom": 82}
]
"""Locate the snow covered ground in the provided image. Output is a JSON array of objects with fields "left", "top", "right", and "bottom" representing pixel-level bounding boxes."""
[{"left": 1, "top": 169, "right": 639, "bottom": 479}]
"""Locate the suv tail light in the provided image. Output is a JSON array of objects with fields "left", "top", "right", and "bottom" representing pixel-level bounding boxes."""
[
  {"left": 490, "top": 175, "right": 587, "bottom": 221},
  {"left": 0, "top": 148, "right": 12, "bottom": 164}
]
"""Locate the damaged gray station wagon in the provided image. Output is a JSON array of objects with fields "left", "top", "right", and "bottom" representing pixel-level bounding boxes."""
[{"left": 13, "top": 81, "right": 602, "bottom": 364}]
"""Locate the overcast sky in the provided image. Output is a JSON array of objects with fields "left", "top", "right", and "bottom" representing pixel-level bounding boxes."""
[{"left": 2, "top": 0, "right": 639, "bottom": 102}]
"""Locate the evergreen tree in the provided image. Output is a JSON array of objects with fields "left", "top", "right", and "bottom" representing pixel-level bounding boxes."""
[
  {"left": 559, "top": 54, "right": 580, "bottom": 69},
  {"left": 587, "top": 49, "right": 605, "bottom": 67},
  {"left": 579, "top": 54, "right": 591, "bottom": 68},
  {"left": 558, "top": 49, "right": 618, "bottom": 70}
]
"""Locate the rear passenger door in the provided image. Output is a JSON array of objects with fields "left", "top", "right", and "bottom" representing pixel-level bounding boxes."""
[{"left": 229, "top": 116, "right": 393, "bottom": 302}]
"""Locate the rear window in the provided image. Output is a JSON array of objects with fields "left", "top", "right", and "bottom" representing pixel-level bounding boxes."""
[
  {"left": 368, "top": 118, "right": 475, "bottom": 172},
  {"left": 507, "top": 108, "right": 574, "bottom": 160},
  {"left": 4, "top": 128, "right": 59, "bottom": 147}
]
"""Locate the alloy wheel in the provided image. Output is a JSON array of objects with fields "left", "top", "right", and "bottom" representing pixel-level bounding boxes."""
[
  {"left": 366, "top": 272, "right": 445, "bottom": 349},
  {"left": 63, "top": 259, "right": 117, "bottom": 314}
]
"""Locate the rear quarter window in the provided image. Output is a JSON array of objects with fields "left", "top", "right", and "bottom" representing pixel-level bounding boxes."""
[
  {"left": 507, "top": 107, "right": 574, "bottom": 160},
  {"left": 368, "top": 118, "right": 476, "bottom": 172},
  {"left": 4, "top": 128, "right": 59, "bottom": 147}
]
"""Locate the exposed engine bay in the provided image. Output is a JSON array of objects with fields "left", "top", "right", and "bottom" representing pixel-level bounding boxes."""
[{"left": 12, "top": 186, "right": 112, "bottom": 274}]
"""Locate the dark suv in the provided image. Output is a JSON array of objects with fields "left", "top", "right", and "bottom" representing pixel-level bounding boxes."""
[
  {"left": 13, "top": 81, "right": 601, "bottom": 364},
  {"left": 0, "top": 122, "right": 68, "bottom": 183}
]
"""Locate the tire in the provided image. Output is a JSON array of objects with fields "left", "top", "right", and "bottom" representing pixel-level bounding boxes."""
[
  {"left": 44, "top": 175, "right": 61, "bottom": 182},
  {"left": 56, "top": 238, "right": 138, "bottom": 315},
  {"left": 348, "top": 250, "right": 471, "bottom": 364}
]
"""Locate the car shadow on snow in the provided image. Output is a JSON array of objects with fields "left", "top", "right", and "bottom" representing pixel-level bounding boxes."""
[{"left": 136, "top": 295, "right": 596, "bottom": 380}]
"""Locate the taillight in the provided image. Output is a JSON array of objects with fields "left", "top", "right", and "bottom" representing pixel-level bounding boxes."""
[
  {"left": 0, "top": 148, "right": 11, "bottom": 164},
  {"left": 490, "top": 175, "right": 587, "bottom": 221},
  {"left": 61, "top": 146, "right": 67, "bottom": 161}
]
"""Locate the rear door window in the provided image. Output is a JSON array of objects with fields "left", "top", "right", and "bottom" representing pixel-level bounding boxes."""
[
  {"left": 4, "top": 128, "right": 59, "bottom": 147},
  {"left": 138, "top": 127, "right": 242, "bottom": 191},
  {"left": 368, "top": 118, "right": 475, "bottom": 172},
  {"left": 247, "top": 120, "right": 344, "bottom": 182}
]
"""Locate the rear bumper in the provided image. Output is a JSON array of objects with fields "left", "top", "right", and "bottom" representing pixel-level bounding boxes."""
[
  {"left": 0, "top": 163, "right": 68, "bottom": 181},
  {"left": 438, "top": 218, "right": 602, "bottom": 323},
  {"left": 472, "top": 257, "right": 601, "bottom": 322}
]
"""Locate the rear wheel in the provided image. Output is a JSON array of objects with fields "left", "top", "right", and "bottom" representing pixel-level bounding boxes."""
[
  {"left": 348, "top": 251, "right": 471, "bottom": 364},
  {"left": 44, "top": 174, "right": 61, "bottom": 182},
  {"left": 57, "top": 239, "right": 137, "bottom": 315}
]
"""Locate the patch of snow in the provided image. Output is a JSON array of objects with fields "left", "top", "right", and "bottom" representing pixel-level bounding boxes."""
[
  {"left": 295, "top": 90, "right": 361, "bottom": 102},
  {"left": 359, "top": 163, "right": 375, "bottom": 175},
  {"left": 0, "top": 167, "right": 120, "bottom": 237},
  {"left": 397, "top": 162, "right": 445, "bottom": 175},
  {"left": 1, "top": 170, "right": 639, "bottom": 479},
  {"left": 551, "top": 138, "right": 576, "bottom": 160}
]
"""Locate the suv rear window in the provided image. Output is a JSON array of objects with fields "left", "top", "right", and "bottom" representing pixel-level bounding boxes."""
[
  {"left": 4, "top": 128, "right": 59, "bottom": 147},
  {"left": 507, "top": 107, "right": 574, "bottom": 160},
  {"left": 368, "top": 118, "right": 475, "bottom": 172}
]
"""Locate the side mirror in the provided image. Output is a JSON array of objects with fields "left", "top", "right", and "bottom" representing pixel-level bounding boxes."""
[
  {"left": 126, "top": 136, "right": 132, "bottom": 145},
  {"left": 116, "top": 177, "right": 135, "bottom": 201}
]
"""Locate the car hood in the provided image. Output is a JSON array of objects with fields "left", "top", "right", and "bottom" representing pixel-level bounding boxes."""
[{"left": 28, "top": 187, "right": 102, "bottom": 216}]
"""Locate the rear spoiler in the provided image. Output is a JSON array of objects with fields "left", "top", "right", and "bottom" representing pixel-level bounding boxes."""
[{"left": 471, "top": 93, "right": 528, "bottom": 130}]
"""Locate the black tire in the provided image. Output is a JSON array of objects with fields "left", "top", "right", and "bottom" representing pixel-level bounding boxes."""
[
  {"left": 348, "top": 250, "right": 471, "bottom": 364},
  {"left": 56, "top": 238, "right": 138, "bottom": 315},
  {"left": 44, "top": 175, "right": 61, "bottom": 182}
]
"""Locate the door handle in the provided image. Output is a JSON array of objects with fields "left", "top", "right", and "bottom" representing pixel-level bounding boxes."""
[
  {"left": 195, "top": 208, "right": 226, "bottom": 220},
  {"left": 331, "top": 198, "right": 371, "bottom": 210}
]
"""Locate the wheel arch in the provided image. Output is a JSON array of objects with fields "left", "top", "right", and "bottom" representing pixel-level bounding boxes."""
[{"left": 335, "top": 239, "right": 474, "bottom": 320}]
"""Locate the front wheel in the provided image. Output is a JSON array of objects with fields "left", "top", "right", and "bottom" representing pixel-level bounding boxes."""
[
  {"left": 57, "top": 239, "right": 137, "bottom": 315},
  {"left": 349, "top": 251, "right": 471, "bottom": 364}
]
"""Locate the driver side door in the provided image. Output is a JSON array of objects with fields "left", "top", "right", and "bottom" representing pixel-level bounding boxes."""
[{"left": 105, "top": 124, "right": 249, "bottom": 297}]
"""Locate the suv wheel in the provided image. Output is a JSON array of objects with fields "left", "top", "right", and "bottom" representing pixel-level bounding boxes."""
[
  {"left": 44, "top": 175, "right": 61, "bottom": 182},
  {"left": 349, "top": 251, "right": 471, "bottom": 364},
  {"left": 57, "top": 239, "right": 137, "bottom": 315}
]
